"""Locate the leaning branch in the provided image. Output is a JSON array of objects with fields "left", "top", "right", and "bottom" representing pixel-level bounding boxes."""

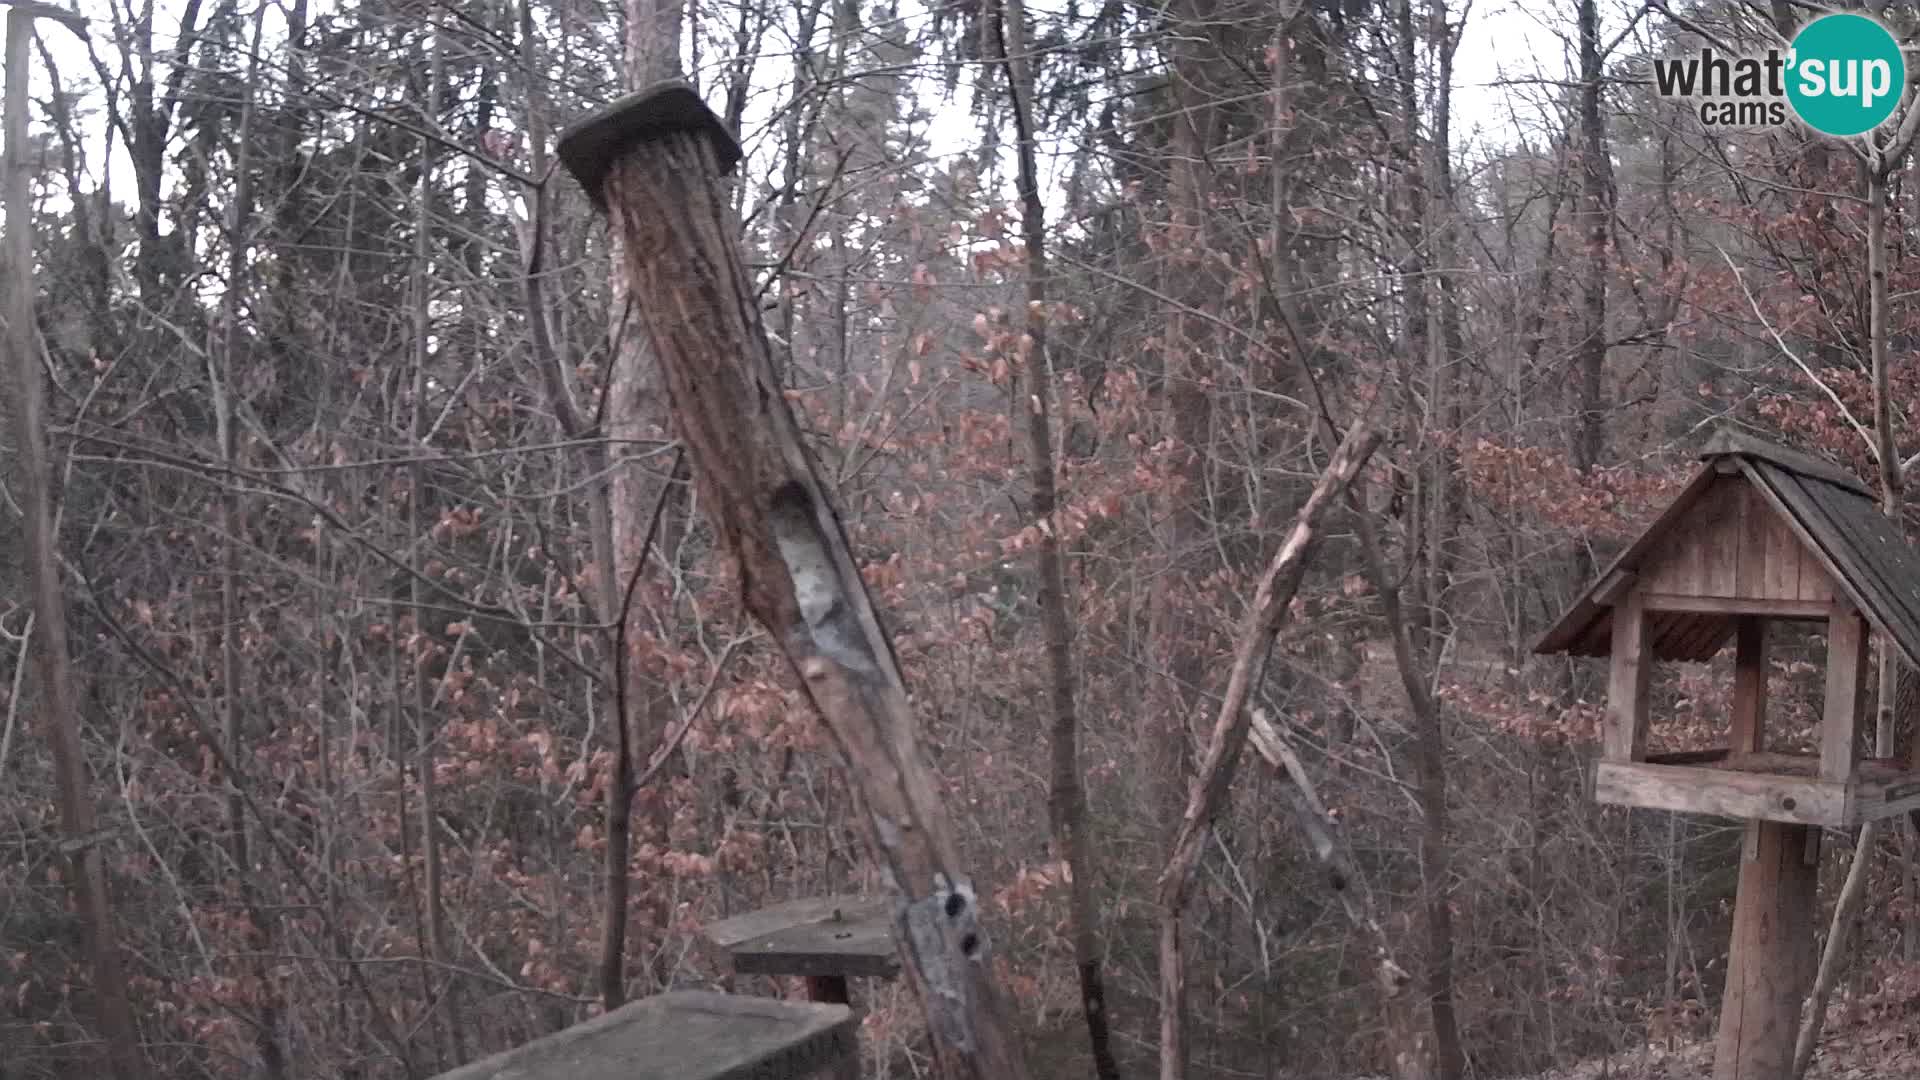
[{"left": 1155, "top": 415, "right": 1381, "bottom": 1080}]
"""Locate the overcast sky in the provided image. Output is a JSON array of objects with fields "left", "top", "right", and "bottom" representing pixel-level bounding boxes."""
[{"left": 16, "top": 0, "right": 1592, "bottom": 244}]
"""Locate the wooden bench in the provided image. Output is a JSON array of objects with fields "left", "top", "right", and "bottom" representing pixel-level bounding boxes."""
[{"left": 433, "top": 990, "right": 856, "bottom": 1080}]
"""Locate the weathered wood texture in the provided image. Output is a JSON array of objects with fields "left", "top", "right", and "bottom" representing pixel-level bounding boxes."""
[
  {"left": 1729, "top": 618, "right": 1765, "bottom": 755},
  {"left": 557, "top": 84, "right": 1031, "bottom": 1080},
  {"left": 704, "top": 896, "right": 899, "bottom": 980},
  {"left": 1637, "top": 480, "right": 1835, "bottom": 604},
  {"left": 1596, "top": 761, "right": 1844, "bottom": 825},
  {"left": 1820, "top": 608, "right": 1868, "bottom": 781},
  {"left": 1712, "top": 821, "right": 1817, "bottom": 1080},
  {"left": 432, "top": 992, "right": 854, "bottom": 1080},
  {"left": 1536, "top": 429, "right": 1920, "bottom": 670},
  {"left": 1604, "top": 592, "right": 1651, "bottom": 761},
  {"left": 1595, "top": 755, "right": 1920, "bottom": 826}
]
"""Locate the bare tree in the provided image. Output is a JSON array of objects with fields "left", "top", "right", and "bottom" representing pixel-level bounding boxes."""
[
  {"left": 0, "top": 6, "right": 143, "bottom": 1079},
  {"left": 987, "top": 0, "right": 1119, "bottom": 1073}
]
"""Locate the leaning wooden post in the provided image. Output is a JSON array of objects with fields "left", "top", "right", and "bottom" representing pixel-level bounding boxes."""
[{"left": 558, "top": 84, "right": 1034, "bottom": 1080}]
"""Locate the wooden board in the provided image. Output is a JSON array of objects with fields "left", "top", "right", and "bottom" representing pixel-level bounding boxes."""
[
  {"left": 1820, "top": 608, "right": 1867, "bottom": 781},
  {"left": 1855, "top": 770, "right": 1920, "bottom": 824},
  {"left": 1696, "top": 428, "right": 1874, "bottom": 496},
  {"left": 432, "top": 991, "right": 855, "bottom": 1080},
  {"left": 1599, "top": 756, "right": 1920, "bottom": 826},
  {"left": 1605, "top": 592, "right": 1651, "bottom": 762},
  {"left": 704, "top": 896, "right": 900, "bottom": 980},
  {"left": 1636, "top": 479, "right": 1835, "bottom": 604},
  {"left": 1594, "top": 761, "right": 1847, "bottom": 826}
]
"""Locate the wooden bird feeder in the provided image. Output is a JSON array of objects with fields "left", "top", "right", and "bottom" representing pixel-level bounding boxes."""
[
  {"left": 431, "top": 990, "right": 856, "bottom": 1080},
  {"left": 1536, "top": 428, "right": 1920, "bottom": 1079}
]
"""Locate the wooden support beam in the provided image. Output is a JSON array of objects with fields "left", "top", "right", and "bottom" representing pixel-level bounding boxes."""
[
  {"left": 1605, "top": 591, "right": 1652, "bottom": 762},
  {"left": 1594, "top": 569, "right": 1637, "bottom": 607},
  {"left": 1730, "top": 618, "right": 1766, "bottom": 756},
  {"left": 1639, "top": 595, "right": 1833, "bottom": 619},
  {"left": 1712, "top": 821, "right": 1817, "bottom": 1080},
  {"left": 1821, "top": 607, "right": 1868, "bottom": 782},
  {"left": 1594, "top": 761, "right": 1847, "bottom": 826}
]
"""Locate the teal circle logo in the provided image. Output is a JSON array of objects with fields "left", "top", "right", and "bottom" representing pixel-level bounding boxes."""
[{"left": 1786, "top": 13, "right": 1906, "bottom": 137}]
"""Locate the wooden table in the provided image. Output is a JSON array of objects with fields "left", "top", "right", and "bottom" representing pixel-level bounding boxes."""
[{"left": 703, "top": 895, "right": 899, "bottom": 1005}]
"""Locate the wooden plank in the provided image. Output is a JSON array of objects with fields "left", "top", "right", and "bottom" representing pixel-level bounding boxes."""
[
  {"left": 1534, "top": 463, "right": 1719, "bottom": 657},
  {"left": 1735, "top": 480, "right": 1762, "bottom": 598},
  {"left": 1699, "top": 427, "right": 1875, "bottom": 497},
  {"left": 1702, "top": 480, "right": 1739, "bottom": 597},
  {"left": 1730, "top": 618, "right": 1766, "bottom": 755},
  {"left": 1593, "top": 761, "right": 1848, "bottom": 826},
  {"left": 1759, "top": 482, "right": 1803, "bottom": 601},
  {"left": 1645, "top": 748, "right": 1733, "bottom": 766},
  {"left": 1639, "top": 595, "right": 1832, "bottom": 619},
  {"left": 1641, "top": 478, "right": 1728, "bottom": 596},
  {"left": 1851, "top": 770, "right": 1920, "bottom": 824},
  {"left": 1720, "top": 751, "right": 1824, "bottom": 776},
  {"left": 1593, "top": 569, "right": 1636, "bottom": 607},
  {"left": 1797, "top": 544, "right": 1833, "bottom": 603},
  {"left": 1712, "top": 820, "right": 1818, "bottom": 1080},
  {"left": 704, "top": 896, "right": 899, "bottom": 980},
  {"left": 1820, "top": 608, "right": 1868, "bottom": 782},
  {"left": 1742, "top": 463, "right": 1869, "bottom": 613},
  {"left": 432, "top": 991, "right": 856, "bottom": 1080},
  {"left": 1605, "top": 592, "right": 1652, "bottom": 762},
  {"left": 704, "top": 896, "right": 888, "bottom": 951}
]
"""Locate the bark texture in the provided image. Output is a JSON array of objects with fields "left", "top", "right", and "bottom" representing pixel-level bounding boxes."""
[{"left": 589, "top": 117, "right": 1034, "bottom": 1080}]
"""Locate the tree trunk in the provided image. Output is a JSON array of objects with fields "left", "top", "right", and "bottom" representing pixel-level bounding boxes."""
[
  {"left": 0, "top": 9, "right": 145, "bottom": 1078},
  {"left": 1152, "top": 0, "right": 1217, "bottom": 855},
  {"left": 1795, "top": 162, "right": 1909, "bottom": 1078},
  {"left": 1723, "top": 822, "right": 1819, "bottom": 1080},
  {"left": 990, "top": 2, "right": 1120, "bottom": 1076},
  {"left": 408, "top": 26, "right": 463, "bottom": 1065},
  {"left": 599, "top": 0, "right": 688, "bottom": 1006},
  {"left": 1572, "top": 0, "right": 1612, "bottom": 477},
  {"left": 213, "top": 9, "right": 286, "bottom": 1075}
]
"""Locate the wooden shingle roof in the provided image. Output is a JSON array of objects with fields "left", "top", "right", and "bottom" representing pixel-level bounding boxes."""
[{"left": 1534, "top": 429, "right": 1920, "bottom": 671}]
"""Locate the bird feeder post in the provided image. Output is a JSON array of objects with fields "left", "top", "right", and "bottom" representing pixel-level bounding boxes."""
[
  {"left": 556, "top": 83, "right": 1033, "bottom": 1080},
  {"left": 1713, "top": 820, "right": 1818, "bottom": 1080}
]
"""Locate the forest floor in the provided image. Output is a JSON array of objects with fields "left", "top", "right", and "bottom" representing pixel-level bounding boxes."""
[{"left": 1524, "top": 1008, "right": 1918, "bottom": 1079}]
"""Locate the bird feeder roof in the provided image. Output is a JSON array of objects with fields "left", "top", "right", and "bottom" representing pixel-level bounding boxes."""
[{"left": 1534, "top": 428, "right": 1920, "bottom": 671}]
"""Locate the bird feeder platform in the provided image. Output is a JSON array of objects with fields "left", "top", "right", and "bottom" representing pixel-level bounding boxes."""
[
  {"left": 430, "top": 990, "right": 856, "bottom": 1080},
  {"left": 703, "top": 894, "right": 900, "bottom": 1004}
]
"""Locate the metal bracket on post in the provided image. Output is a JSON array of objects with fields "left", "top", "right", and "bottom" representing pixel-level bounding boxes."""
[{"left": 556, "top": 81, "right": 743, "bottom": 209}]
